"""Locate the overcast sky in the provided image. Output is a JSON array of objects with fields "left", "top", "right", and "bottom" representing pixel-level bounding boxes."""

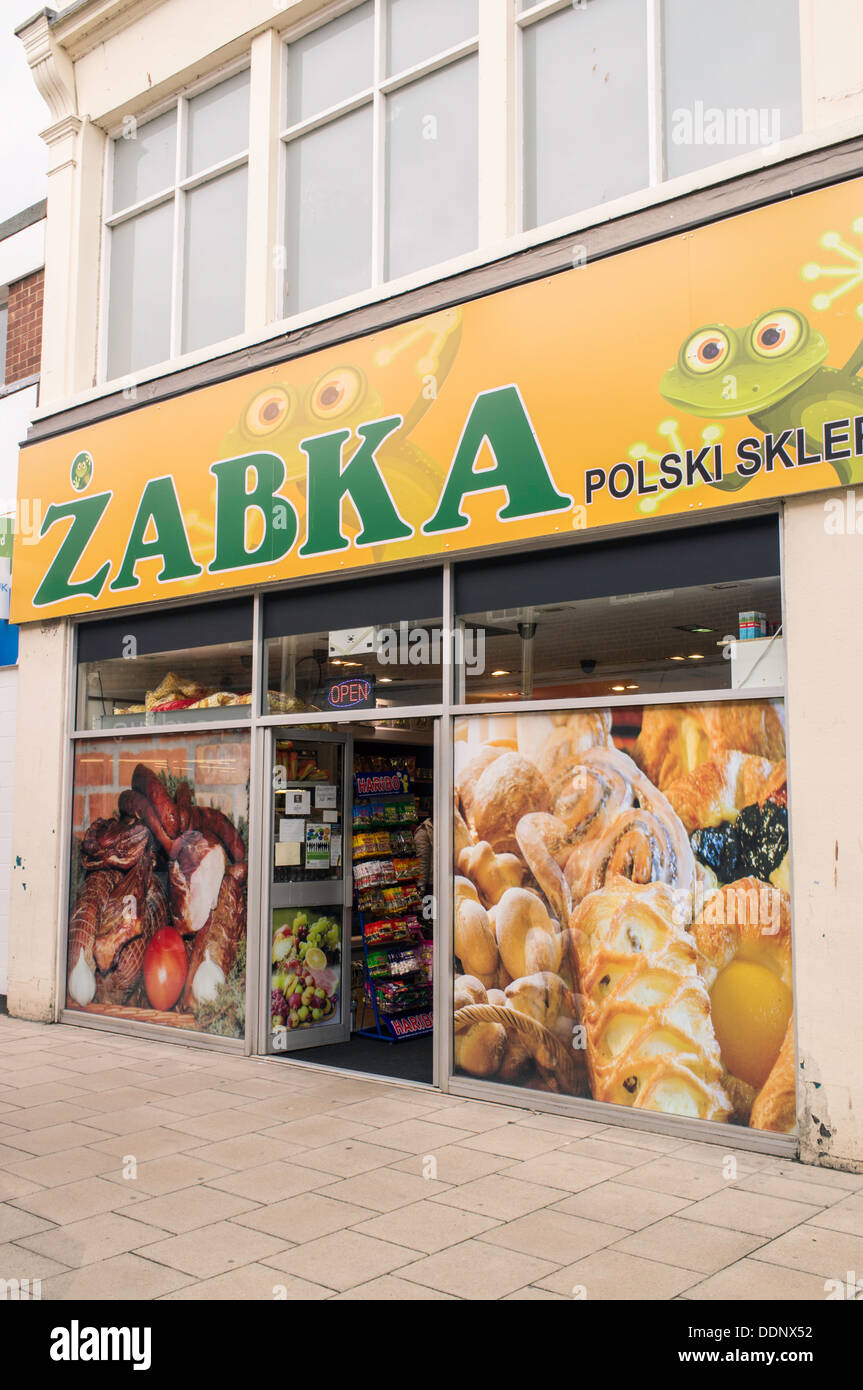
[{"left": 0, "top": 5, "right": 50, "bottom": 223}]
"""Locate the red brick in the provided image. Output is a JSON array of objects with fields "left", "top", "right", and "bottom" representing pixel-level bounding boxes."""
[
  {"left": 5, "top": 268, "right": 43, "bottom": 383},
  {"left": 118, "top": 746, "right": 189, "bottom": 786},
  {"left": 194, "top": 742, "right": 250, "bottom": 785},
  {"left": 196, "top": 792, "right": 234, "bottom": 816},
  {"left": 86, "top": 791, "right": 120, "bottom": 823},
  {"left": 75, "top": 751, "right": 115, "bottom": 788}
]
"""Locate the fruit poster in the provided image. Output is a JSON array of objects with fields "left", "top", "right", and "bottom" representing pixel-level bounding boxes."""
[
  {"left": 452, "top": 700, "right": 795, "bottom": 1133},
  {"left": 67, "top": 732, "right": 250, "bottom": 1037}
]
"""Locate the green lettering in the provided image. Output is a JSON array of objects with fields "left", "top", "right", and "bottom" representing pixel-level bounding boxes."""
[
  {"left": 33, "top": 494, "right": 112, "bottom": 607},
  {"left": 110, "top": 476, "right": 202, "bottom": 591},
  {"left": 423, "top": 385, "right": 571, "bottom": 534},
  {"left": 209, "top": 453, "right": 298, "bottom": 572},
  {"left": 298, "top": 416, "right": 412, "bottom": 557}
]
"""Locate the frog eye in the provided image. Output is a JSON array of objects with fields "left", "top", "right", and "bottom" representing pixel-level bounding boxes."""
[
  {"left": 243, "top": 387, "right": 294, "bottom": 437},
  {"left": 749, "top": 310, "right": 805, "bottom": 359},
  {"left": 309, "top": 367, "right": 365, "bottom": 421},
  {"left": 682, "top": 328, "right": 732, "bottom": 374}
]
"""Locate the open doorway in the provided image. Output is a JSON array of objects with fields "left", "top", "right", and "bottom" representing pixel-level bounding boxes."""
[{"left": 266, "top": 719, "right": 436, "bottom": 1086}]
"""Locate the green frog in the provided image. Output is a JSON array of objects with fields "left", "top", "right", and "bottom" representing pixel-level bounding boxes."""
[{"left": 660, "top": 308, "right": 863, "bottom": 485}]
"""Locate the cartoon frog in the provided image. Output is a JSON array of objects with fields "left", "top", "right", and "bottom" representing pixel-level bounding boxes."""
[
  {"left": 216, "top": 307, "right": 463, "bottom": 537},
  {"left": 661, "top": 308, "right": 863, "bottom": 485}
]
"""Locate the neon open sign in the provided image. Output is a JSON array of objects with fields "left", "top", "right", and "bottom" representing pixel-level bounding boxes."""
[{"left": 326, "top": 675, "right": 376, "bottom": 709}]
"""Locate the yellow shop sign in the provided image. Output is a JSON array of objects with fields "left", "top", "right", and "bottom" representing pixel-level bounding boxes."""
[{"left": 13, "top": 176, "right": 863, "bottom": 622}]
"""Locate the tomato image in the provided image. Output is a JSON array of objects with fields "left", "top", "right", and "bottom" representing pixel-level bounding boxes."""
[{"left": 143, "top": 927, "right": 188, "bottom": 1011}]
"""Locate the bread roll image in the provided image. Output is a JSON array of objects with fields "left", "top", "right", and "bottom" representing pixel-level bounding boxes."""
[
  {"left": 454, "top": 1019, "right": 506, "bottom": 1077},
  {"left": 454, "top": 876, "right": 500, "bottom": 979},
  {"left": 504, "top": 971, "right": 580, "bottom": 1043},
  {"left": 458, "top": 751, "right": 551, "bottom": 855},
  {"left": 492, "top": 887, "right": 563, "bottom": 979},
  {"left": 457, "top": 840, "right": 525, "bottom": 907},
  {"left": 453, "top": 974, "right": 488, "bottom": 1010}
]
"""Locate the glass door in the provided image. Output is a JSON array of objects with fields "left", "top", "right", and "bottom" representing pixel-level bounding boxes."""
[{"left": 266, "top": 728, "right": 351, "bottom": 1054}]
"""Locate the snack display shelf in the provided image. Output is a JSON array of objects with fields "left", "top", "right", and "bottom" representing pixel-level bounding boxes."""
[{"left": 352, "top": 783, "right": 432, "bottom": 1043}]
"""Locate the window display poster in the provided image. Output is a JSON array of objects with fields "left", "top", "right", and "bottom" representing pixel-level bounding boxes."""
[
  {"left": 452, "top": 701, "right": 795, "bottom": 1134},
  {"left": 67, "top": 731, "right": 250, "bottom": 1038}
]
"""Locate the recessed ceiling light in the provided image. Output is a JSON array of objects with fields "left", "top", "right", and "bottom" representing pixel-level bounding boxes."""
[
  {"left": 675, "top": 624, "right": 715, "bottom": 634},
  {"left": 626, "top": 684, "right": 639, "bottom": 690},
  {"left": 669, "top": 655, "right": 685, "bottom": 662},
  {"left": 491, "top": 669, "right": 510, "bottom": 677},
  {"left": 379, "top": 677, "right": 392, "bottom": 683},
  {"left": 340, "top": 660, "right": 362, "bottom": 668},
  {"left": 330, "top": 659, "right": 342, "bottom": 666},
  {"left": 611, "top": 684, "right": 626, "bottom": 692},
  {"left": 689, "top": 653, "right": 705, "bottom": 660}
]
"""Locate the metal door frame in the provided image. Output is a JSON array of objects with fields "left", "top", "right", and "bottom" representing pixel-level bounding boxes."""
[{"left": 254, "top": 724, "right": 354, "bottom": 1057}]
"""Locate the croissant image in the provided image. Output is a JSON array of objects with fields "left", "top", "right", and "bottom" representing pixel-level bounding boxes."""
[
  {"left": 567, "top": 878, "right": 731, "bottom": 1120},
  {"left": 635, "top": 702, "right": 786, "bottom": 790},
  {"left": 664, "top": 753, "right": 785, "bottom": 833}
]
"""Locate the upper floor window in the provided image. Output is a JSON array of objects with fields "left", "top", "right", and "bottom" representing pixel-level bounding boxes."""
[
  {"left": 518, "top": 0, "right": 802, "bottom": 231},
  {"left": 105, "top": 67, "right": 251, "bottom": 380},
  {"left": 281, "top": 0, "right": 479, "bottom": 317}
]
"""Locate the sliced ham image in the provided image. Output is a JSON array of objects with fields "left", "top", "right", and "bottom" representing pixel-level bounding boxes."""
[
  {"left": 182, "top": 873, "right": 244, "bottom": 1008},
  {"left": 168, "top": 830, "right": 226, "bottom": 935}
]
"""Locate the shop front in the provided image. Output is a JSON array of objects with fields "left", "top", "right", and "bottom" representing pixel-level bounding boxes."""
[{"left": 11, "top": 172, "right": 863, "bottom": 1164}]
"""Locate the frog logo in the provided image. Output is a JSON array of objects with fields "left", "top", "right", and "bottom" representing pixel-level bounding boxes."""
[
  {"left": 661, "top": 308, "right": 863, "bottom": 484},
  {"left": 70, "top": 451, "right": 94, "bottom": 491}
]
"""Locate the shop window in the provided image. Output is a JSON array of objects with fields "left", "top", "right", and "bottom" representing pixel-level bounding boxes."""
[
  {"left": 105, "top": 67, "right": 250, "bottom": 380},
  {"left": 75, "top": 598, "right": 254, "bottom": 730},
  {"left": 518, "top": 0, "right": 801, "bottom": 232},
  {"left": 66, "top": 730, "right": 250, "bottom": 1038},
  {"left": 452, "top": 696, "right": 794, "bottom": 1134},
  {"left": 262, "top": 570, "right": 444, "bottom": 713},
  {"left": 282, "top": 0, "right": 478, "bottom": 316},
  {"left": 455, "top": 517, "right": 783, "bottom": 702}
]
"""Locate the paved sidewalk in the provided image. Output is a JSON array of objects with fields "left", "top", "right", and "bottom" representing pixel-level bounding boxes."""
[{"left": 1, "top": 1015, "right": 861, "bottom": 1301}]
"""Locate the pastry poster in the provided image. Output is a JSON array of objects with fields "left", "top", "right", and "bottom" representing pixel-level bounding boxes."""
[
  {"left": 452, "top": 700, "right": 795, "bottom": 1133},
  {"left": 67, "top": 732, "right": 250, "bottom": 1037},
  {"left": 13, "top": 176, "right": 863, "bottom": 623}
]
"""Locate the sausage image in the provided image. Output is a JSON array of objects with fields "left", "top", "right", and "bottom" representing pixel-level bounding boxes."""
[
  {"left": 132, "top": 763, "right": 180, "bottom": 838},
  {"left": 119, "top": 789, "right": 175, "bottom": 855}
]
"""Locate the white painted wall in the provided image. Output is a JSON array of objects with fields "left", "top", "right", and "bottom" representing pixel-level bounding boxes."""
[
  {"left": 0, "top": 219, "right": 45, "bottom": 292},
  {"left": 0, "top": 667, "right": 17, "bottom": 996},
  {"left": 0, "top": 384, "right": 38, "bottom": 509},
  {"left": 784, "top": 492, "right": 863, "bottom": 1171}
]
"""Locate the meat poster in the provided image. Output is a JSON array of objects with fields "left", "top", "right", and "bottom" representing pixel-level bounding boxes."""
[
  {"left": 452, "top": 701, "right": 795, "bottom": 1133},
  {"left": 67, "top": 732, "right": 250, "bottom": 1037}
]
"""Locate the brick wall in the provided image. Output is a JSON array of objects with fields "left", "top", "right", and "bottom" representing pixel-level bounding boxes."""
[{"left": 5, "top": 269, "right": 43, "bottom": 384}]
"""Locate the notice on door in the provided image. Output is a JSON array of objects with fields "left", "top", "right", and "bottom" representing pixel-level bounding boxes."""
[{"left": 305, "top": 823, "right": 331, "bottom": 866}]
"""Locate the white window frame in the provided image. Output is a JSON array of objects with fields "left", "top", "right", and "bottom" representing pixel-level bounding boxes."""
[
  {"left": 514, "top": 0, "right": 807, "bottom": 234},
  {"left": 99, "top": 56, "right": 252, "bottom": 385},
  {"left": 276, "top": 0, "right": 480, "bottom": 317},
  {"left": 77, "top": 0, "right": 828, "bottom": 405}
]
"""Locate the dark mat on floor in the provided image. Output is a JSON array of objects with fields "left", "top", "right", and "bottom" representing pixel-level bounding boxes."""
[{"left": 287, "top": 1031, "right": 433, "bottom": 1085}]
